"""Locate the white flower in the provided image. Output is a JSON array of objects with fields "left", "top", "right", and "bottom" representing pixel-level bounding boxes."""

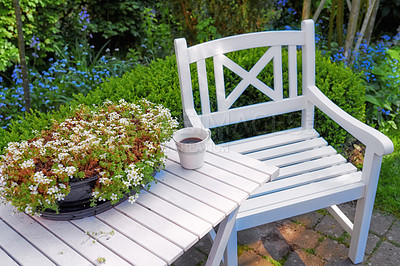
[
  {"left": 92, "top": 191, "right": 99, "bottom": 198},
  {"left": 110, "top": 193, "right": 117, "bottom": 201},
  {"left": 33, "top": 171, "right": 51, "bottom": 184},
  {"left": 99, "top": 153, "right": 107, "bottom": 159},
  {"left": 21, "top": 159, "right": 35, "bottom": 169},
  {"left": 25, "top": 205, "right": 33, "bottom": 214},
  {"left": 64, "top": 166, "right": 76, "bottom": 177},
  {"left": 128, "top": 193, "right": 139, "bottom": 204}
]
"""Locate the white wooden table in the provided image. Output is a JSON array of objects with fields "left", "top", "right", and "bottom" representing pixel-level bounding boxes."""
[{"left": 0, "top": 141, "right": 278, "bottom": 266}]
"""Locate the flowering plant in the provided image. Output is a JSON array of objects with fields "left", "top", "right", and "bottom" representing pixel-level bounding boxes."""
[{"left": 0, "top": 99, "right": 178, "bottom": 216}]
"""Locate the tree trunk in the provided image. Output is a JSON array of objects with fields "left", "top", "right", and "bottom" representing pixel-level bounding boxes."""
[
  {"left": 351, "top": 0, "right": 378, "bottom": 63},
  {"left": 327, "top": 0, "right": 337, "bottom": 50},
  {"left": 364, "top": 0, "right": 380, "bottom": 45},
  {"left": 302, "top": 0, "right": 312, "bottom": 20},
  {"left": 313, "top": 0, "right": 328, "bottom": 22},
  {"left": 344, "top": 0, "right": 362, "bottom": 60},
  {"left": 12, "top": 0, "right": 31, "bottom": 112},
  {"left": 336, "top": 0, "right": 345, "bottom": 47}
]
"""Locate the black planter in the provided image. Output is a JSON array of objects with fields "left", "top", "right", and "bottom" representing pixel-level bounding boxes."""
[{"left": 40, "top": 175, "right": 138, "bottom": 221}]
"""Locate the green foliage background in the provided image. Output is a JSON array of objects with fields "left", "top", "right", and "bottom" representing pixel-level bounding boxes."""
[{"left": 0, "top": 48, "right": 365, "bottom": 154}]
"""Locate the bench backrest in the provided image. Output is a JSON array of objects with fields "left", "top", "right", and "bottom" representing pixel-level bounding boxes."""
[{"left": 175, "top": 19, "right": 316, "bottom": 130}]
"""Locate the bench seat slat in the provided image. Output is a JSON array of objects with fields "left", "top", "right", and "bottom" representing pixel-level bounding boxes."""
[
  {"left": 237, "top": 176, "right": 365, "bottom": 231},
  {"left": 222, "top": 128, "right": 319, "bottom": 153},
  {"left": 239, "top": 172, "right": 364, "bottom": 219},
  {"left": 263, "top": 146, "right": 337, "bottom": 167},
  {"left": 248, "top": 137, "right": 328, "bottom": 161},
  {"left": 251, "top": 163, "right": 357, "bottom": 198},
  {"left": 279, "top": 154, "right": 347, "bottom": 178}
]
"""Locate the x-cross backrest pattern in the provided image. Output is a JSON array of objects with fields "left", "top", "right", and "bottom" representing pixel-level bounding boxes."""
[{"left": 175, "top": 21, "right": 315, "bottom": 129}]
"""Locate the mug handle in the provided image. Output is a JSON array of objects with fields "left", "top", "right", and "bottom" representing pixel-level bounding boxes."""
[{"left": 205, "top": 128, "right": 211, "bottom": 141}]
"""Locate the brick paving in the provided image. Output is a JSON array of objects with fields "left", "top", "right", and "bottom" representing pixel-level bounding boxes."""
[{"left": 173, "top": 201, "right": 400, "bottom": 265}]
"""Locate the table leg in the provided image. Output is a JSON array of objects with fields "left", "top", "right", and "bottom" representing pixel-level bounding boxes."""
[{"left": 206, "top": 207, "right": 239, "bottom": 266}]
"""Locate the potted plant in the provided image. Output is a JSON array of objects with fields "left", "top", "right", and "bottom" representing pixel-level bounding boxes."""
[{"left": 0, "top": 99, "right": 178, "bottom": 220}]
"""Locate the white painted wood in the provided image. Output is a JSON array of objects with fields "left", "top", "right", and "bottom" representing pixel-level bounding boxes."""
[
  {"left": 237, "top": 180, "right": 365, "bottom": 231},
  {"left": 136, "top": 190, "right": 213, "bottom": 238},
  {"left": 327, "top": 205, "right": 354, "bottom": 235},
  {"left": 207, "top": 145, "right": 279, "bottom": 180},
  {"left": 0, "top": 247, "right": 19, "bottom": 266},
  {"left": 278, "top": 154, "right": 346, "bottom": 178},
  {"left": 96, "top": 208, "right": 183, "bottom": 264},
  {"left": 248, "top": 137, "right": 328, "bottom": 161},
  {"left": 263, "top": 146, "right": 337, "bottom": 167},
  {"left": 288, "top": 45, "right": 298, "bottom": 98},
  {"left": 251, "top": 163, "right": 357, "bottom": 198},
  {"left": 197, "top": 59, "right": 211, "bottom": 114},
  {"left": 155, "top": 168, "right": 238, "bottom": 215},
  {"left": 72, "top": 216, "right": 166, "bottom": 266},
  {"left": 115, "top": 201, "right": 198, "bottom": 251},
  {"left": 307, "top": 85, "right": 394, "bottom": 156},
  {"left": 187, "top": 31, "right": 305, "bottom": 63},
  {"left": 164, "top": 149, "right": 252, "bottom": 200},
  {"left": 0, "top": 218, "right": 55, "bottom": 266},
  {"left": 238, "top": 172, "right": 363, "bottom": 220},
  {"left": 162, "top": 154, "right": 248, "bottom": 202},
  {"left": 200, "top": 96, "right": 306, "bottom": 128},
  {"left": 34, "top": 217, "right": 131, "bottom": 265},
  {"left": 273, "top": 45, "right": 283, "bottom": 100},
  {"left": 206, "top": 207, "right": 239, "bottom": 266},
  {"left": 221, "top": 127, "right": 319, "bottom": 153},
  {"left": 349, "top": 148, "right": 384, "bottom": 263},
  {"left": 148, "top": 181, "right": 225, "bottom": 226},
  {"left": 174, "top": 18, "right": 393, "bottom": 264},
  {"left": 0, "top": 206, "right": 91, "bottom": 265},
  {"left": 174, "top": 38, "right": 194, "bottom": 114}
]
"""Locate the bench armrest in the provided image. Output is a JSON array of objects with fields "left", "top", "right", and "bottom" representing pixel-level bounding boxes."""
[{"left": 306, "top": 85, "right": 394, "bottom": 156}]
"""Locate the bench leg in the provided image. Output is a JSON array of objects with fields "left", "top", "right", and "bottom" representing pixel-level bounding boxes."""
[
  {"left": 349, "top": 150, "right": 383, "bottom": 264},
  {"left": 206, "top": 207, "right": 239, "bottom": 266}
]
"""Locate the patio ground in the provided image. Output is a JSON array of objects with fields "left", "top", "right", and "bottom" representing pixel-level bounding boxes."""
[{"left": 173, "top": 201, "right": 400, "bottom": 265}]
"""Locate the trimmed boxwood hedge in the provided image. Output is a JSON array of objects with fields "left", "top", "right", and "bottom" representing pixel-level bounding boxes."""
[{"left": 0, "top": 49, "right": 365, "bottom": 154}]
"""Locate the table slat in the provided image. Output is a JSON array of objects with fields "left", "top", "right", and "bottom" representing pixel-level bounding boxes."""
[
  {"left": 115, "top": 202, "right": 198, "bottom": 251},
  {"left": 137, "top": 190, "right": 212, "bottom": 238},
  {"left": 155, "top": 169, "right": 237, "bottom": 214},
  {"left": 0, "top": 206, "right": 91, "bottom": 265},
  {"left": 148, "top": 177, "right": 225, "bottom": 226},
  {"left": 97, "top": 208, "right": 183, "bottom": 264},
  {"left": 72, "top": 216, "right": 166, "bottom": 266},
  {"left": 34, "top": 217, "right": 131, "bottom": 265},
  {"left": 0, "top": 219, "right": 55, "bottom": 266}
]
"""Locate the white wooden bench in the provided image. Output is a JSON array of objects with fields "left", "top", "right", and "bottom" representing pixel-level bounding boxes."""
[{"left": 174, "top": 19, "right": 394, "bottom": 264}]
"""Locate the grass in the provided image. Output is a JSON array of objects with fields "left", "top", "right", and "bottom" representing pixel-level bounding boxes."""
[{"left": 375, "top": 128, "right": 400, "bottom": 218}]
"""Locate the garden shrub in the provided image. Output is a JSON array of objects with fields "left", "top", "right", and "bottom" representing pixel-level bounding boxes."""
[{"left": 1, "top": 49, "right": 365, "bottom": 154}]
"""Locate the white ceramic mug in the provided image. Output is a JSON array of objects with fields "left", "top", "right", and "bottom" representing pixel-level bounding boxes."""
[{"left": 173, "top": 127, "right": 211, "bottom": 169}]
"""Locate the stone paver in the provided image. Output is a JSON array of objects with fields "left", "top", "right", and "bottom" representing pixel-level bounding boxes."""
[
  {"left": 369, "top": 211, "right": 394, "bottom": 236},
  {"left": 315, "top": 214, "right": 346, "bottom": 238},
  {"left": 315, "top": 237, "right": 349, "bottom": 262},
  {"left": 173, "top": 206, "right": 400, "bottom": 266},
  {"left": 238, "top": 250, "right": 273, "bottom": 266},
  {"left": 387, "top": 219, "right": 400, "bottom": 243},
  {"left": 367, "top": 241, "right": 400, "bottom": 266}
]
